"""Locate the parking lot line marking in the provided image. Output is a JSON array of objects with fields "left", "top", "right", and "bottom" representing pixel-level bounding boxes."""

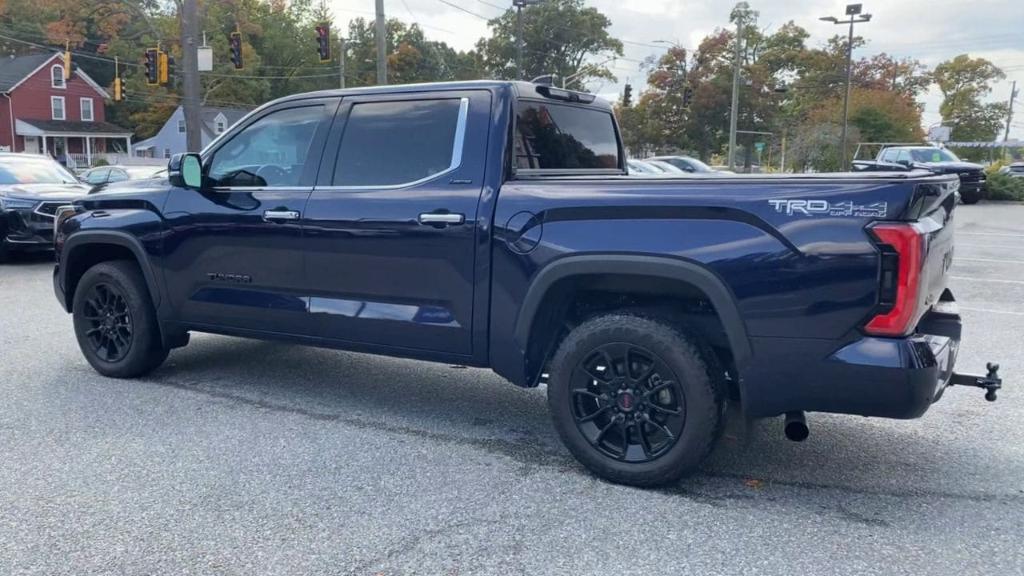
[
  {"left": 950, "top": 276, "right": 1024, "bottom": 284},
  {"left": 955, "top": 257, "right": 1024, "bottom": 265},
  {"left": 959, "top": 306, "right": 1024, "bottom": 316},
  {"left": 959, "top": 232, "right": 1024, "bottom": 238},
  {"left": 956, "top": 243, "right": 1021, "bottom": 249}
]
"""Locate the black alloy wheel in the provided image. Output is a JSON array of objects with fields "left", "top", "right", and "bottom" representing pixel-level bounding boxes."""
[
  {"left": 570, "top": 343, "right": 685, "bottom": 463},
  {"left": 80, "top": 282, "right": 134, "bottom": 362},
  {"left": 72, "top": 260, "right": 169, "bottom": 378}
]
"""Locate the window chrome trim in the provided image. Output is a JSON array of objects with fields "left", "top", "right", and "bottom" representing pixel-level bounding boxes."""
[{"left": 317, "top": 97, "right": 469, "bottom": 191}]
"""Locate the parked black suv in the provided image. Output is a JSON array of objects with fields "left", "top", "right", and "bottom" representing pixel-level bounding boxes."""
[{"left": 0, "top": 153, "right": 89, "bottom": 261}]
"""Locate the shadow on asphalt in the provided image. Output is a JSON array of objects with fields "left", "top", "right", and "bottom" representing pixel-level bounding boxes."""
[{"left": 136, "top": 335, "right": 1011, "bottom": 502}]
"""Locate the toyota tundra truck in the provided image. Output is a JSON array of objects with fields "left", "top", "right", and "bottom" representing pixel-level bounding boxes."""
[{"left": 52, "top": 81, "right": 1002, "bottom": 487}]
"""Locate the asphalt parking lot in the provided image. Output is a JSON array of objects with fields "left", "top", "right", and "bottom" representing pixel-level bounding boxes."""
[{"left": 2, "top": 203, "right": 1023, "bottom": 576}]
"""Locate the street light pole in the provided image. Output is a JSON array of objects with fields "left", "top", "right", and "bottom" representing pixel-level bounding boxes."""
[
  {"left": 375, "top": 0, "right": 386, "bottom": 85},
  {"left": 820, "top": 4, "right": 872, "bottom": 170},
  {"left": 727, "top": 19, "right": 742, "bottom": 171}
]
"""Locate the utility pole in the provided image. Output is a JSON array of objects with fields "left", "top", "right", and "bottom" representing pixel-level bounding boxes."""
[
  {"left": 513, "top": 0, "right": 542, "bottom": 80},
  {"left": 375, "top": 0, "right": 386, "bottom": 85},
  {"left": 1003, "top": 80, "right": 1017, "bottom": 158},
  {"left": 516, "top": 3, "right": 524, "bottom": 78},
  {"left": 180, "top": 0, "right": 201, "bottom": 152},
  {"left": 339, "top": 36, "right": 346, "bottom": 89},
  {"left": 727, "top": 18, "right": 742, "bottom": 171},
  {"left": 821, "top": 4, "right": 872, "bottom": 171}
]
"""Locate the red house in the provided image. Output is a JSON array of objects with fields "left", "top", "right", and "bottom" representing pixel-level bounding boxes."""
[{"left": 0, "top": 52, "right": 132, "bottom": 167}]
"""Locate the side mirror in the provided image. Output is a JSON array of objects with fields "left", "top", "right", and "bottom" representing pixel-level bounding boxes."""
[{"left": 168, "top": 153, "right": 203, "bottom": 189}]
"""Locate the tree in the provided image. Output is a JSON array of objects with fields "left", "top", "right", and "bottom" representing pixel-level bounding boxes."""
[
  {"left": 933, "top": 54, "right": 1008, "bottom": 144},
  {"left": 343, "top": 18, "right": 480, "bottom": 87},
  {"left": 475, "top": 0, "right": 622, "bottom": 89}
]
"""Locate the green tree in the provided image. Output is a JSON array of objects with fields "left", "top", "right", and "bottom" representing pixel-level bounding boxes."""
[
  {"left": 934, "top": 54, "right": 1008, "bottom": 143},
  {"left": 475, "top": 0, "right": 623, "bottom": 89}
]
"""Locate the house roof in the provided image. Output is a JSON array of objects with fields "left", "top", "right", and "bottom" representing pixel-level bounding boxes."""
[
  {"left": 198, "top": 106, "right": 251, "bottom": 137},
  {"left": 17, "top": 119, "right": 132, "bottom": 136},
  {"left": 0, "top": 53, "right": 58, "bottom": 91}
]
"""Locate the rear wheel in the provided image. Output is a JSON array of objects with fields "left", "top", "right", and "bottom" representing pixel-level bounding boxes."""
[
  {"left": 547, "top": 314, "right": 724, "bottom": 487},
  {"left": 72, "top": 261, "right": 168, "bottom": 378}
]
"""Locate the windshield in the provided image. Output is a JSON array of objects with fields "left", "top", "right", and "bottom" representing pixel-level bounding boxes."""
[
  {"left": 683, "top": 157, "right": 714, "bottom": 172},
  {"left": 910, "top": 148, "right": 960, "bottom": 163},
  {"left": 0, "top": 156, "right": 78, "bottom": 185}
]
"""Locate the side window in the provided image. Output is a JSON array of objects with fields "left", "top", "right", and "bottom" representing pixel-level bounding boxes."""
[
  {"left": 880, "top": 149, "right": 895, "bottom": 162},
  {"left": 333, "top": 99, "right": 464, "bottom": 187},
  {"left": 896, "top": 150, "right": 910, "bottom": 164},
  {"left": 107, "top": 168, "right": 128, "bottom": 183},
  {"left": 84, "top": 168, "right": 109, "bottom": 184},
  {"left": 208, "top": 105, "right": 326, "bottom": 188},
  {"left": 515, "top": 101, "right": 619, "bottom": 170}
]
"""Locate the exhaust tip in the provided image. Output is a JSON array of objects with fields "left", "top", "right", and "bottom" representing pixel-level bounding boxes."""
[{"left": 784, "top": 411, "right": 809, "bottom": 442}]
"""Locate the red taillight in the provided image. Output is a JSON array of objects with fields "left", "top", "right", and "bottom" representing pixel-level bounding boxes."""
[{"left": 865, "top": 223, "right": 924, "bottom": 337}]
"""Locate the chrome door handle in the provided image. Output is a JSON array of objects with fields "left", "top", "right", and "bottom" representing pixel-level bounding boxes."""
[
  {"left": 263, "top": 210, "right": 300, "bottom": 221},
  {"left": 418, "top": 213, "right": 465, "bottom": 225}
]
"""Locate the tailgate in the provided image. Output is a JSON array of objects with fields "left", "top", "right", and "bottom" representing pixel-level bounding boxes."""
[{"left": 914, "top": 178, "right": 958, "bottom": 317}]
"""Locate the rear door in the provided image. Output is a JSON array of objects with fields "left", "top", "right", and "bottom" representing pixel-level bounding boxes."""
[
  {"left": 162, "top": 98, "right": 339, "bottom": 335},
  {"left": 302, "top": 90, "right": 490, "bottom": 356}
]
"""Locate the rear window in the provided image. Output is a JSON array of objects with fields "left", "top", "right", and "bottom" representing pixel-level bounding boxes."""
[{"left": 514, "top": 101, "right": 619, "bottom": 171}]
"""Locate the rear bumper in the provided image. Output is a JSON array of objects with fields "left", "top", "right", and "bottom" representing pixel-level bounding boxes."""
[{"left": 742, "top": 307, "right": 962, "bottom": 419}]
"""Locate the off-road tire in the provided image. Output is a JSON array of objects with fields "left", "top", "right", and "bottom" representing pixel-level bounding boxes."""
[{"left": 547, "top": 313, "right": 725, "bottom": 487}]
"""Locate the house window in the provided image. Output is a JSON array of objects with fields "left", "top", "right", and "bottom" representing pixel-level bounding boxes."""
[
  {"left": 51, "top": 65, "right": 65, "bottom": 89},
  {"left": 216, "top": 120, "right": 226, "bottom": 133},
  {"left": 80, "top": 98, "right": 94, "bottom": 122},
  {"left": 177, "top": 119, "right": 186, "bottom": 133},
  {"left": 51, "top": 96, "right": 65, "bottom": 120},
  {"left": 164, "top": 148, "right": 171, "bottom": 159}
]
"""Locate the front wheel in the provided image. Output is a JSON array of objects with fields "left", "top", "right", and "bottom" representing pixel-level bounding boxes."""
[
  {"left": 72, "top": 260, "right": 168, "bottom": 378},
  {"left": 547, "top": 314, "right": 724, "bottom": 487}
]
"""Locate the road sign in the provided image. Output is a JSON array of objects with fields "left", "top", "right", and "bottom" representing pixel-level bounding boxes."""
[
  {"left": 754, "top": 142, "right": 766, "bottom": 153},
  {"left": 928, "top": 125, "right": 951, "bottom": 142}
]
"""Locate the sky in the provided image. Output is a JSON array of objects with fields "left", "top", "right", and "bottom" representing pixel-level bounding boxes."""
[{"left": 329, "top": 0, "right": 1024, "bottom": 140}]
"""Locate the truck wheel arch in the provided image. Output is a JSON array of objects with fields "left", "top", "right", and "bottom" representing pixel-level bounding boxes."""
[
  {"left": 62, "top": 231, "right": 162, "bottom": 313},
  {"left": 514, "top": 254, "right": 752, "bottom": 384}
]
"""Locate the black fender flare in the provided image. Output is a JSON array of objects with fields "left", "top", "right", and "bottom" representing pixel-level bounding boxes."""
[
  {"left": 60, "top": 230, "right": 163, "bottom": 311},
  {"left": 514, "top": 254, "right": 752, "bottom": 366}
]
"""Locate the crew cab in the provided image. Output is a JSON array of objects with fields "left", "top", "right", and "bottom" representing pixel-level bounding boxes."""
[
  {"left": 52, "top": 81, "right": 1001, "bottom": 487},
  {"left": 852, "top": 145, "right": 987, "bottom": 204}
]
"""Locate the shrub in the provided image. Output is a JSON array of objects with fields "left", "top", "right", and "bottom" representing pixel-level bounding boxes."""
[
  {"left": 92, "top": 158, "right": 110, "bottom": 167},
  {"left": 984, "top": 172, "right": 1024, "bottom": 201}
]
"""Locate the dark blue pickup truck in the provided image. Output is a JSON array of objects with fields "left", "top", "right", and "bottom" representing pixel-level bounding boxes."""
[{"left": 52, "top": 81, "right": 1001, "bottom": 486}]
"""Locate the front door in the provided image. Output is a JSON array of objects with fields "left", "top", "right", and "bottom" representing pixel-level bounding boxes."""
[
  {"left": 162, "top": 98, "right": 339, "bottom": 335},
  {"left": 24, "top": 136, "right": 39, "bottom": 154},
  {"left": 302, "top": 90, "right": 491, "bottom": 356}
]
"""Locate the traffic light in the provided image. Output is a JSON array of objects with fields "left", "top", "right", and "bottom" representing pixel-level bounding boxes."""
[
  {"left": 113, "top": 77, "right": 122, "bottom": 102},
  {"left": 315, "top": 23, "right": 330, "bottom": 63},
  {"left": 164, "top": 55, "right": 175, "bottom": 88},
  {"left": 622, "top": 83, "right": 633, "bottom": 107},
  {"left": 682, "top": 85, "right": 694, "bottom": 108},
  {"left": 63, "top": 49, "right": 71, "bottom": 80},
  {"left": 144, "top": 48, "right": 159, "bottom": 85},
  {"left": 229, "top": 32, "right": 243, "bottom": 70},
  {"left": 158, "top": 51, "right": 169, "bottom": 85}
]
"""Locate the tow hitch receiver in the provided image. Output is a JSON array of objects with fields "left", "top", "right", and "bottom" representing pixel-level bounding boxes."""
[{"left": 950, "top": 363, "right": 1003, "bottom": 402}]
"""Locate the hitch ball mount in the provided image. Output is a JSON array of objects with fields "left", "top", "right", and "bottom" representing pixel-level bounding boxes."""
[{"left": 950, "top": 363, "right": 1002, "bottom": 402}]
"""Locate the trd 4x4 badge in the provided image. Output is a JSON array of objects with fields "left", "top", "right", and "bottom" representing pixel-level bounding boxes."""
[{"left": 769, "top": 199, "right": 888, "bottom": 217}]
